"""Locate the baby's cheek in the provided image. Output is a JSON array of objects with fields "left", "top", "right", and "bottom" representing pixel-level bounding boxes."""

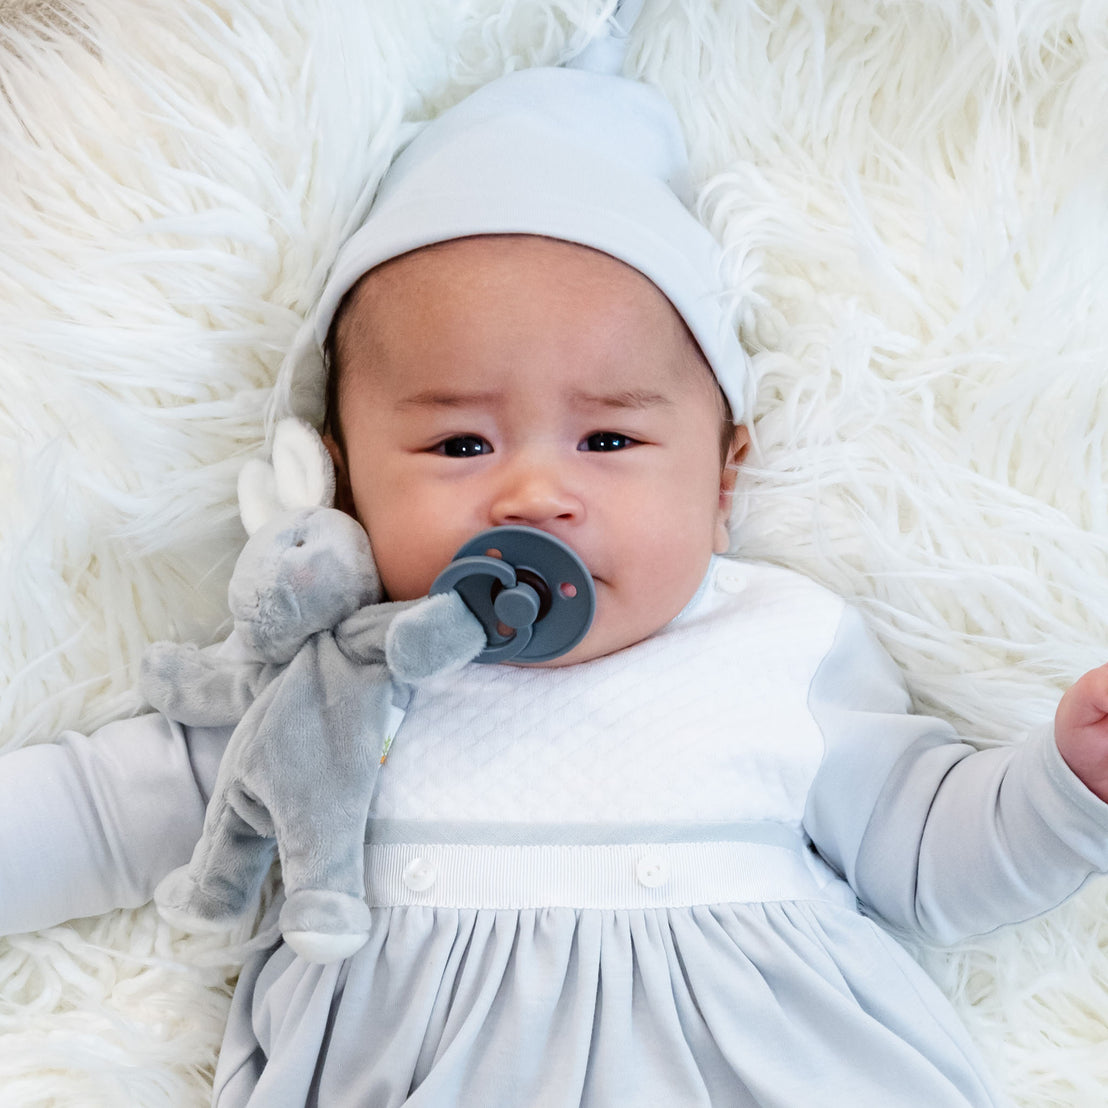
[
  {"left": 378, "top": 561, "right": 429, "bottom": 602},
  {"left": 614, "top": 561, "right": 693, "bottom": 635},
  {"left": 376, "top": 539, "right": 456, "bottom": 602}
]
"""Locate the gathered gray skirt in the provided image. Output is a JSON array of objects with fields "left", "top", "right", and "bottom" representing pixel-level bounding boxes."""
[{"left": 211, "top": 839, "right": 1008, "bottom": 1108}]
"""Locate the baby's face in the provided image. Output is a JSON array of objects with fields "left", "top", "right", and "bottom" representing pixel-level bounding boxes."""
[{"left": 328, "top": 235, "right": 747, "bottom": 665}]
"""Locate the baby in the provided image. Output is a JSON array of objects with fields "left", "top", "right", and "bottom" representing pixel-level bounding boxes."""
[{"left": 5, "top": 6, "right": 1108, "bottom": 1107}]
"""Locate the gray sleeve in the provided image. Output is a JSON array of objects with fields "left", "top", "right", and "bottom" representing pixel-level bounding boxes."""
[
  {"left": 0, "top": 713, "right": 229, "bottom": 935},
  {"left": 804, "top": 605, "right": 1108, "bottom": 945}
]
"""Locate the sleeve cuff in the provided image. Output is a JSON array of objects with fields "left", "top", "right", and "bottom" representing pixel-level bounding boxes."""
[{"left": 1026, "top": 720, "right": 1108, "bottom": 869}]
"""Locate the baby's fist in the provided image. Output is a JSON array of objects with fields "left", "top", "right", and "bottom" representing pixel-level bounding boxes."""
[{"left": 1055, "top": 663, "right": 1108, "bottom": 803}]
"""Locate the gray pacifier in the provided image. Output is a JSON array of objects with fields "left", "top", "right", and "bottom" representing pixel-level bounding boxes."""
[{"left": 430, "top": 526, "right": 595, "bottom": 663}]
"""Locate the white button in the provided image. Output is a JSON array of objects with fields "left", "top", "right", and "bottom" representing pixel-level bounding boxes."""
[
  {"left": 402, "top": 857, "right": 436, "bottom": 892},
  {"left": 714, "top": 565, "right": 747, "bottom": 595},
  {"left": 635, "top": 854, "right": 670, "bottom": 888}
]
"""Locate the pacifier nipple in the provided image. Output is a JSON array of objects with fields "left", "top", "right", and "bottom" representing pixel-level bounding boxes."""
[{"left": 492, "top": 568, "right": 551, "bottom": 631}]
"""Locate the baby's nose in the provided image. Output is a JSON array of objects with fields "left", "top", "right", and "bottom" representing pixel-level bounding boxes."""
[{"left": 490, "top": 457, "right": 584, "bottom": 527}]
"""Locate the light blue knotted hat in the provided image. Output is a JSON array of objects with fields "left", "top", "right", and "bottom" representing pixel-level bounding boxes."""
[{"left": 276, "top": 0, "right": 747, "bottom": 426}]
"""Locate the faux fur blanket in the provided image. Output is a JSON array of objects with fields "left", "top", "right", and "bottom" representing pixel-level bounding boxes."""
[{"left": 2, "top": 0, "right": 1107, "bottom": 1104}]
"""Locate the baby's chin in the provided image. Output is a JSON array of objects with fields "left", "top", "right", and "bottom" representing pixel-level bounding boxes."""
[
  {"left": 513, "top": 629, "right": 657, "bottom": 668},
  {"left": 509, "top": 642, "right": 624, "bottom": 668},
  {"left": 508, "top": 596, "right": 673, "bottom": 668}
]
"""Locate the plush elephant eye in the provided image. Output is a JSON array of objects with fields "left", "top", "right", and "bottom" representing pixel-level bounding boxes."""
[{"left": 294, "top": 540, "right": 306, "bottom": 548}]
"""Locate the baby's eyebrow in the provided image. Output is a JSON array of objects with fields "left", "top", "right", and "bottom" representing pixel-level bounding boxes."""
[
  {"left": 396, "top": 390, "right": 502, "bottom": 409},
  {"left": 395, "top": 387, "right": 672, "bottom": 410},
  {"left": 569, "top": 388, "right": 673, "bottom": 410}
]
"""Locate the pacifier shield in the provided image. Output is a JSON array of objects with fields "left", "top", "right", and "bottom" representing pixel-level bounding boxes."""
[{"left": 430, "top": 526, "right": 595, "bottom": 663}]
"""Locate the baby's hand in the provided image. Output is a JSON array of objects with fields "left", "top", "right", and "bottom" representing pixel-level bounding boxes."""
[{"left": 1055, "top": 663, "right": 1108, "bottom": 803}]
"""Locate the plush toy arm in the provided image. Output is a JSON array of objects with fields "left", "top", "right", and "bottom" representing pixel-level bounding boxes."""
[
  {"left": 141, "top": 641, "right": 277, "bottom": 727},
  {"left": 333, "top": 599, "right": 416, "bottom": 665},
  {"left": 336, "top": 593, "right": 485, "bottom": 679},
  {"left": 385, "top": 591, "right": 487, "bottom": 684}
]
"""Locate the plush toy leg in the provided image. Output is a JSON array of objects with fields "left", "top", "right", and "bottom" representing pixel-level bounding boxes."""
[
  {"left": 280, "top": 891, "right": 372, "bottom": 963},
  {"left": 258, "top": 637, "right": 391, "bottom": 964},
  {"left": 155, "top": 789, "right": 278, "bottom": 928},
  {"left": 271, "top": 757, "right": 378, "bottom": 964}
]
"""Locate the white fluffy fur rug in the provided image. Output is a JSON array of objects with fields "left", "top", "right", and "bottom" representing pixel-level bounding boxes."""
[{"left": 2, "top": 0, "right": 1107, "bottom": 1103}]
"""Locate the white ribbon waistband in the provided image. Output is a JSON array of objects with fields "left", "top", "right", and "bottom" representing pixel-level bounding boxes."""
[{"left": 362, "top": 839, "right": 847, "bottom": 911}]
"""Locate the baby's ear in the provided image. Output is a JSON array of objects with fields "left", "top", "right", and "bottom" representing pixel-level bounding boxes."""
[
  {"left": 321, "top": 433, "right": 358, "bottom": 519},
  {"left": 727, "top": 424, "right": 751, "bottom": 469},
  {"left": 715, "top": 424, "right": 750, "bottom": 554}
]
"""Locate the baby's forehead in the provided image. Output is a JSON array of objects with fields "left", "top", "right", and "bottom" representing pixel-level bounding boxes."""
[
  {"left": 354, "top": 234, "right": 660, "bottom": 296},
  {"left": 331, "top": 235, "right": 719, "bottom": 415},
  {"left": 342, "top": 234, "right": 690, "bottom": 340}
]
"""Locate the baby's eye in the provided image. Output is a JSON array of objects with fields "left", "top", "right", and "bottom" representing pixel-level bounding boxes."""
[
  {"left": 433, "top": 435, "right": 492, "bottom": 457},
  {"left": 579, "top": 431, "right": 637, "bottom": 452}
]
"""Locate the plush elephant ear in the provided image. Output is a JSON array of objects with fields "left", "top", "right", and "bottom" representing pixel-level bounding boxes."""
[
  {"left": 238, "top": 459, "right": 281, "bottom": 537},
  {"left": 272, "top": 418, "right": 336, "bottom": 511},
  {"left": 237, "top": 419, "right": 335, "bottom": 536}
]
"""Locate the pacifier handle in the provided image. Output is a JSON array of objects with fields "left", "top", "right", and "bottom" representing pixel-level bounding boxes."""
[{"left": 429, "top": 526, "right": 595, "bottom": 663}]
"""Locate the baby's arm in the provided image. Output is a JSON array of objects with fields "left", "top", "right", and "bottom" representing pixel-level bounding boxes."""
[
  {"left": 803, "top": 606, "right": 1108, "bottom": 946},
  {"left": 0, "top": 714, "right": 224, "bottom": 935}
]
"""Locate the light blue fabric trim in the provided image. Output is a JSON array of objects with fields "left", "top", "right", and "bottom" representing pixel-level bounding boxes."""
[{"left": 365, "top": 818, "right": 805, "bottom": 851}]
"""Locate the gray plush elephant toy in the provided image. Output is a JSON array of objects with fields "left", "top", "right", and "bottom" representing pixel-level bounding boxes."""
[{"left": 141, "top": 419, "right": 486, "bottom": 963}]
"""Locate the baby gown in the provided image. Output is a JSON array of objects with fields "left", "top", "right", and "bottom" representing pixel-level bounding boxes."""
[
  {"left": 207, "top": 557, "right": 1108, "bottom": 1106},
  {"left": 4, "top": 556, "right": 1108, "bottom": 1106}
]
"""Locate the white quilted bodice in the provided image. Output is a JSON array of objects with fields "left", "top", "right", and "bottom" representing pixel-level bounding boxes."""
[{"left": 370, "top": 557, "right": 845, "bottom": 830}]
